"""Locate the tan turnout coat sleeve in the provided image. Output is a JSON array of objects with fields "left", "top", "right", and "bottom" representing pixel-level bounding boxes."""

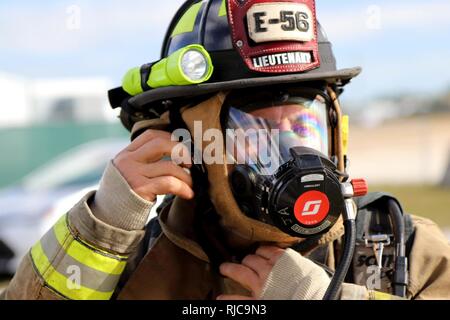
[
  {"left": 406, "top": 215, "right": 450, "bottom": 299},
  {"left": 0, "top": 191, "right": 145, "bottom": 300}
]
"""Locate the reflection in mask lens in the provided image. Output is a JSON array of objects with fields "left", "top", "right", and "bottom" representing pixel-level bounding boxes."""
[{"left": 226, "top": 94, "right": 329, "bottom": 175}]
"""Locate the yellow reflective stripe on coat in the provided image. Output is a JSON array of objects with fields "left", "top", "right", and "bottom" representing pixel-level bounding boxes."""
[
  {"left": 368, "top": 290, "right": 406, "bottom": 300},
  {"left": 31, "top": 242, "right": 113, "bottom": 300},
  {"left": 30, "top": 214, "right": 127, "bottom": 300},
  {"left": 52, "top": 215, "right": 126, "bottom": 275}
]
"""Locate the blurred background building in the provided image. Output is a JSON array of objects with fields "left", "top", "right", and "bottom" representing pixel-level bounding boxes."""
[
  {"left": 0, "top": 0, "right": 449, "bottom": 280},
  {"left": 0, "top": 73, "right": 126, "bottom": 187}
]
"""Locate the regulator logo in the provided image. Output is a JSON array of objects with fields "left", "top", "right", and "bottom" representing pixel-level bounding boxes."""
[
  {"left": 301, "top": 200, "right": 322, "bottom": 216},
  {"left": 294, "top": 191, "right": 330, "bottom": 226}
]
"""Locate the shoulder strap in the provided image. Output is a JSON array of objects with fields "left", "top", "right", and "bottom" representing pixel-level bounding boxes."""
[
  {"left": 352, "top": 192, "right": 415, "bottom": 295},
  {"left": 354, "top": 192, "right": 414, "bottom": 246},
  {"left": 403, "top": 213, "right": 415, "bottom": 258}
]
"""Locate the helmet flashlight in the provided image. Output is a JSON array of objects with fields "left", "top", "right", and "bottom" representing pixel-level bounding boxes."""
[{"left": 122, "top": 44, "right": 214, "bottom": 96}]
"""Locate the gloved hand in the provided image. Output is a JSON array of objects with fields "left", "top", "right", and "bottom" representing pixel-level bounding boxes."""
[{"left": 218, "top": 246, "right": 331, "bottom": 300}]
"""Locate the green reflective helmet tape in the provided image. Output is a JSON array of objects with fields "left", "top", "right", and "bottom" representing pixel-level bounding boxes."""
[
  {"left": 171, "top": 1, "right": 203, "bottom": 38},
  {"left": 30, "top": 214, "right": 127, "bottom": 300},
  {"left": 122, "top": 66, "right": 144, "bottom": 96},
  {"left": 148, "top": 44, "right": 214, "bottom": 88},
  {"left": 218, "top": 0, "right": 227, "bottom": 17}
]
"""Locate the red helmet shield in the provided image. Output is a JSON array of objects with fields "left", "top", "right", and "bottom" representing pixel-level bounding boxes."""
[{"left": 227, "top": 0, "right": 320, "bottom": 74}]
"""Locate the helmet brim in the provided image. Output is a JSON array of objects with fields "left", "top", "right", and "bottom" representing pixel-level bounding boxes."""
[{"left": 128, "top": 67, "right": 361, "bottom": 109}]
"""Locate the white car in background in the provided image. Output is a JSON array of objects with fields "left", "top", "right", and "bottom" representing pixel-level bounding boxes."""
[{"left": 0, "top": 138, "right": 128, "bottom": 274}]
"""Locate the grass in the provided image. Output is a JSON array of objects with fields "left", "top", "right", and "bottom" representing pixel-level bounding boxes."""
[{"left": 371, "top": 185, "right": 450, "bottom": 228}]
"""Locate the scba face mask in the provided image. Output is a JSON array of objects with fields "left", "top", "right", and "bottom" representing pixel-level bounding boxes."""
[
  {"left": 226, "top": 87, "right": 330, "bottom": 174},
  {"left": 225, "top": 87, "right": 365, "bottom": 238}
]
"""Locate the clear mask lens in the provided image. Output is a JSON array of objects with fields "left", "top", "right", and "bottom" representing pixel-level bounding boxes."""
[{"left": 226, "top": 93, "right": 329, "bottom": 175}]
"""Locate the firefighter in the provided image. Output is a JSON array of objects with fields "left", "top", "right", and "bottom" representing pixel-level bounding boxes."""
[{"left": 2, "top": 0, "right": 450, "bottom": 300}]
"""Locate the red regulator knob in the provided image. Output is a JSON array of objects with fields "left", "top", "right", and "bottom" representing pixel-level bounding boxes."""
[{"left": 351, "top": 179, "right": 368, "bottom": 197}]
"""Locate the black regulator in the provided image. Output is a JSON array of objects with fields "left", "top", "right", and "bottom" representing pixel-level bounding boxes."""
[
  {"left": 230, "top": 146, "right": 368, "bottom": 238},
  {"left": 230, "top": 146, "right": 369, "bottom": 300}
]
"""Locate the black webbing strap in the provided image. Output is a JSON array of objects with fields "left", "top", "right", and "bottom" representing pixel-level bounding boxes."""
[
  {"left": 404, "top": 213, "right": 415, "bottom": 259},
  {"left": 353, "top": 192, "right": 415, "bottom": 297},
  {"left": 140, "top": 63, "right": 155, "bottom": 92},
  {"left": 354, "top": 192, "right": 415, "bottom": 253}
]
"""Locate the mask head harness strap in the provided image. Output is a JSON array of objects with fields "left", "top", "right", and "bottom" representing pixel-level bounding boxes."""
[
  {"left": 168, "top": 102, "right": 240, "bottom": 272},
  {"left": 327, "top": 85, "right": 346, "bottom": 173}
]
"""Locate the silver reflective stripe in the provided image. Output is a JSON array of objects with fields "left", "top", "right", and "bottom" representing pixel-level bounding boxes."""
[{"left": 40, "top": 226, "right": 122, "bottom": 293}]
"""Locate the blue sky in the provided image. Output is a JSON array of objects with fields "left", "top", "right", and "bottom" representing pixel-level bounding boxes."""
[{"left": 1, "top": 0, "right": 450, "bottom": 102}]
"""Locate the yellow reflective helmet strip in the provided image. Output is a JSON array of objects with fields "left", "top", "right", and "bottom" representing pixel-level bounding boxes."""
[
  {"left": 171, "top": 2, "right": 203, "bottom": 37},
  {"left": 53, "top": 215, "right": 127, "bottom": 275},
  {"left": 342, "top": 115, "right": 349, "bottom": 155},
  {"left": 31, "top": 242, "right": 114, "bottom": 300},
  {"left": 218, "top": 0, "right": 227, "bottom": 17}
]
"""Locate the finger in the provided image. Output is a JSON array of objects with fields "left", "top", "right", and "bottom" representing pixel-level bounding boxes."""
[
  {"left": 241, "top": 254, "right": 272, "bottom": 279},
  {"left": 131, "top": 138, "right": 191, "bottom": 166},
  {"left": 139, "top": 161, "right": 193, "bottom": 188},
  {"left": 127, "top": 129, "right": 172, "bottom": 152},
  {"left": 220, "top": 263, "right": 260, "bottom": 293},
  {"left": 136, "top": 176, "right": 194, "bottom": 200},
  {"left": 216, "top": 295, "right": 256, "bottom": 300},
  {"left": 255, "top": 246, "right": 286, "bottom": 264}
]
